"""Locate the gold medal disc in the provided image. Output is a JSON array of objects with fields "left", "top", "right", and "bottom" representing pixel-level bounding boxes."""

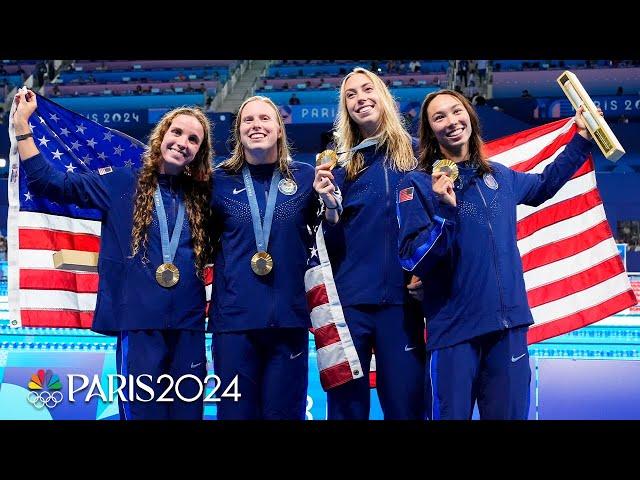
[
  {"left": 251, "top": 251, "right": 273, "bottom": 276},
  {"left": 433, "top": 159, "right": 459, "bottom": 182},
  {"left": 156, "top": 262, "right": 180, "bottom": 287},
  {"left": 316, "top": 150, "right": 338, "bottom": 169}
]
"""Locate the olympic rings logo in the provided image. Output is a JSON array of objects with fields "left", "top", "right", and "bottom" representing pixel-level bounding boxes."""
[{"left": 26, "top": 390, "right": 64, "bottom": 409}]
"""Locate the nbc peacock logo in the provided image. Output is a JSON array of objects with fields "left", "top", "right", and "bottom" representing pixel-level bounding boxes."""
[{"left": 26, "top": 369, "right": 64, "bottom": 409}]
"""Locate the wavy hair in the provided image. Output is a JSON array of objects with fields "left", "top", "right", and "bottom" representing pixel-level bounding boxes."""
[
  {"left": 218, "top": 96, "right": 293, "bottom": 179},
  {"left": 417, "top": 89, "right": 491, "bottom": 174},
  {"left": 334, "top": 67, "right": 416, "bottom": 180},
  {"left": 130, "top": 107, "right": 214, "bottom": 275}
]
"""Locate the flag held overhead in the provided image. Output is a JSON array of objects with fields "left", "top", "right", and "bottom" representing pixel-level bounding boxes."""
[{"left": 8, "top": 92, "right": 145, "bottom": 328}]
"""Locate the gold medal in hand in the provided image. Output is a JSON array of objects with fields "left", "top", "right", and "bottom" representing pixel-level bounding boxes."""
[
  {"left": 316, "top": 150, "right": 338, "bottom": 169},
  {"left": 432, "top": 159, "right": 459, "bottom": 182}
]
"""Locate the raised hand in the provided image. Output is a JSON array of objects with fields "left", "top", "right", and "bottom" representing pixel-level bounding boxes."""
[
  {"left": 575, "top": 104, "right": 604, "bottom": 140},
  {"left": 13, "top": 88, "right": 38, "bottom": 129},
  {"left": 314, "top": 161, "right": 338, "bottom": 208}
]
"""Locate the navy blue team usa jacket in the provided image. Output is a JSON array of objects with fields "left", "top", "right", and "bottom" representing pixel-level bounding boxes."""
[
  {"left": 208, "top": 161, "right": 318, "bottom": 333},
  {"left": 324, "top": 142, "right": 416, "bottom": 306},
  {"left": 396, "top": 134, "right": 593, "bottom": 350},
  {"left": 22, "top": 153, "right": 207, "bottom": 335}
]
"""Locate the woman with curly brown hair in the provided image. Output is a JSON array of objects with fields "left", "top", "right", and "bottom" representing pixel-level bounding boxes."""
[{"left": 13, "top": 88, "right": 214, "bottom": 420}]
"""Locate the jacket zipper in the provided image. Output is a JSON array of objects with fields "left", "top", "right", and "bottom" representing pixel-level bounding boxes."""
[
  {"left": 383, "top": 164, "right": 390, "bottom": 303},
  {"left": 475, "top": 182, "right": 507, "bottom": 328}
]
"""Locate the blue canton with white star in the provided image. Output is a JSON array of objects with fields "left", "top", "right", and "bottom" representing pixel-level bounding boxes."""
[{"left": 20, "top": 93, "right": 146, "bottom": 220}]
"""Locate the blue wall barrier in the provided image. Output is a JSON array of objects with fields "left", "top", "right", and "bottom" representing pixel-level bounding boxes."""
[
  {"left": 54, "top": 93, "right": 205, "bottom": 112},
  {"left": 489, "top": 96, "right": 640, "bottom": 123}
]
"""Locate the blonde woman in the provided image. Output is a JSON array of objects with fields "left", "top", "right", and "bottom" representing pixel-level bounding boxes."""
[
  {"left": 13, "top": 89, "right": 213, "bottom": 420},
  {"left": 313, "top": 68, "right": 425, "bottom": 419},
  {"left": 210, "top": 96, "right": 317, "bottom": 419}
]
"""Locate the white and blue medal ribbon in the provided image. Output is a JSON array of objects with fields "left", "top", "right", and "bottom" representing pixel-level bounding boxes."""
[
  {"left": 153, "top": 185, "right": 185, "bottom": 287},
  {"left": 242, "top": 165, "right": 281, "bottom": 275}
]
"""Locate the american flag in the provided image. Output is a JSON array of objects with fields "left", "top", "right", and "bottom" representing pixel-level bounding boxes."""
[
  {"left": 305, "top": 117, "right": 637, "bottom": 391},
  {"left": 484, "top": 117, "right": 637, "bottom": 344},
  {"left": 398, "top": 187, "right": 414, "bottom": 203},
  {"left": 7, "top": 92, "right": 146, "bottom": 328},
  {"left": 304, "top": 217, "right": 366, "bottom": 390}
]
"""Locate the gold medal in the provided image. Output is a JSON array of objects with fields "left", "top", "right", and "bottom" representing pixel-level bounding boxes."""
[
  {"left": 432, "top": 159, "right": 459, "bottom": 182},
  {"left": 156, "top": 262, "right": 180, "bottom": 287},
  {"left": 316, "top": 149, "right": 338, "bottom": 169},
  {"left": 251, "top": 251, "right": 273, "bottom": 276}
]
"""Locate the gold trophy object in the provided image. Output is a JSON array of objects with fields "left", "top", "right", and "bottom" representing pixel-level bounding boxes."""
[{"left": 557, "top": 70, "right": 625, "bottom": 161}]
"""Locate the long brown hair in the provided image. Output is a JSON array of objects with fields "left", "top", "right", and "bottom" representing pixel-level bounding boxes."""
[
  {"left": 417, "top": 89, "right": 491, "bottom": 174},
  {"left": 335, "top": 67, "right": 415, "bottom": 180},
  {"left": 218, "top": 96, "right": 293, "bottom": 179},
  {"left": 130, "top": 107, "right": 214, "bottom": 275}
]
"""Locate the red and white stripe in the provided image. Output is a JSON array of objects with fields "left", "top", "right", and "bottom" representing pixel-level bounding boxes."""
[
  {"left": 10, "top": 207, "right": 216, "bottom": 329},
  {"left": 9, "top": 210, "right": 100, "bottom": 328},
  {"left": 485, "top": 117, "right": 637, "bottom": 343},
  {"left": 305, "top": 226, "right": 364, "bottom": 390},
  {"left": 204, "top": 264, "right": 214, "bottom": 318}
]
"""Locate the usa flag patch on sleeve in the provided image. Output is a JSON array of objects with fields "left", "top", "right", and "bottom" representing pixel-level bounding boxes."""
[
  {"left": 398, "top": 187, "right": 414, "bottom": 203},
  {"left": 98, "top": 166, "right": 113, "bottom": 175}
]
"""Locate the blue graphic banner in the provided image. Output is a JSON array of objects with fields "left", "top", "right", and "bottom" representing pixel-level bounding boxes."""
[
  {"left": 279, "top": 101, "right": 423, "bottom": 124},
  {"left": 80, "top": 110, "right": 147, "bottom": 127},
  {"left": 541, "top": 95, "right": 640, "bottom": 119}
]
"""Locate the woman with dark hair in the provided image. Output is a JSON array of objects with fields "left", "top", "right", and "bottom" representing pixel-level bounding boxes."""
[
  {"left": 209, "top": 96, "right": 317, "bottom": 419},
  {"left": 13, "top": 88, "right": 214, "bottom": 420},
  {"left": 397, "top": 89, "right": 597, "bottom": 419}
]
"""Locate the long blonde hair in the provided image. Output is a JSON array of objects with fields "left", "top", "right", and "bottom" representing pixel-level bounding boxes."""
[
  {"left": 130, "top": 107, "right": 214, "bottom": 275},
  {"left": 335, "top": 67, "right": 415, "bottom": 180},
  {"left": 218, "top": 96, "right": 293, "bottom": 179}
]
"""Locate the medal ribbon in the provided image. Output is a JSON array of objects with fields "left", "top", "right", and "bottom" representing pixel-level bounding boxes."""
[
  {"left": 153, "top": 184, "right": 185, "bottom": 265},
  {"left": 242, "top": 165, "right": 281, "bottom": 253}
]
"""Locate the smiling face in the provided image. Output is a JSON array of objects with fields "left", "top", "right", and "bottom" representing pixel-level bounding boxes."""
[
  {"left": 426, "top": 94, "right": 472, "bottom": 156},
  {"left": 239, "top": 99, "right": 281, "bottom": 159},
  {"left": 343, "top": 72, "right": 382, "bottom": 138},
  {"left": 159, "top": 114, "right": 205, "bottom": 174}
]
